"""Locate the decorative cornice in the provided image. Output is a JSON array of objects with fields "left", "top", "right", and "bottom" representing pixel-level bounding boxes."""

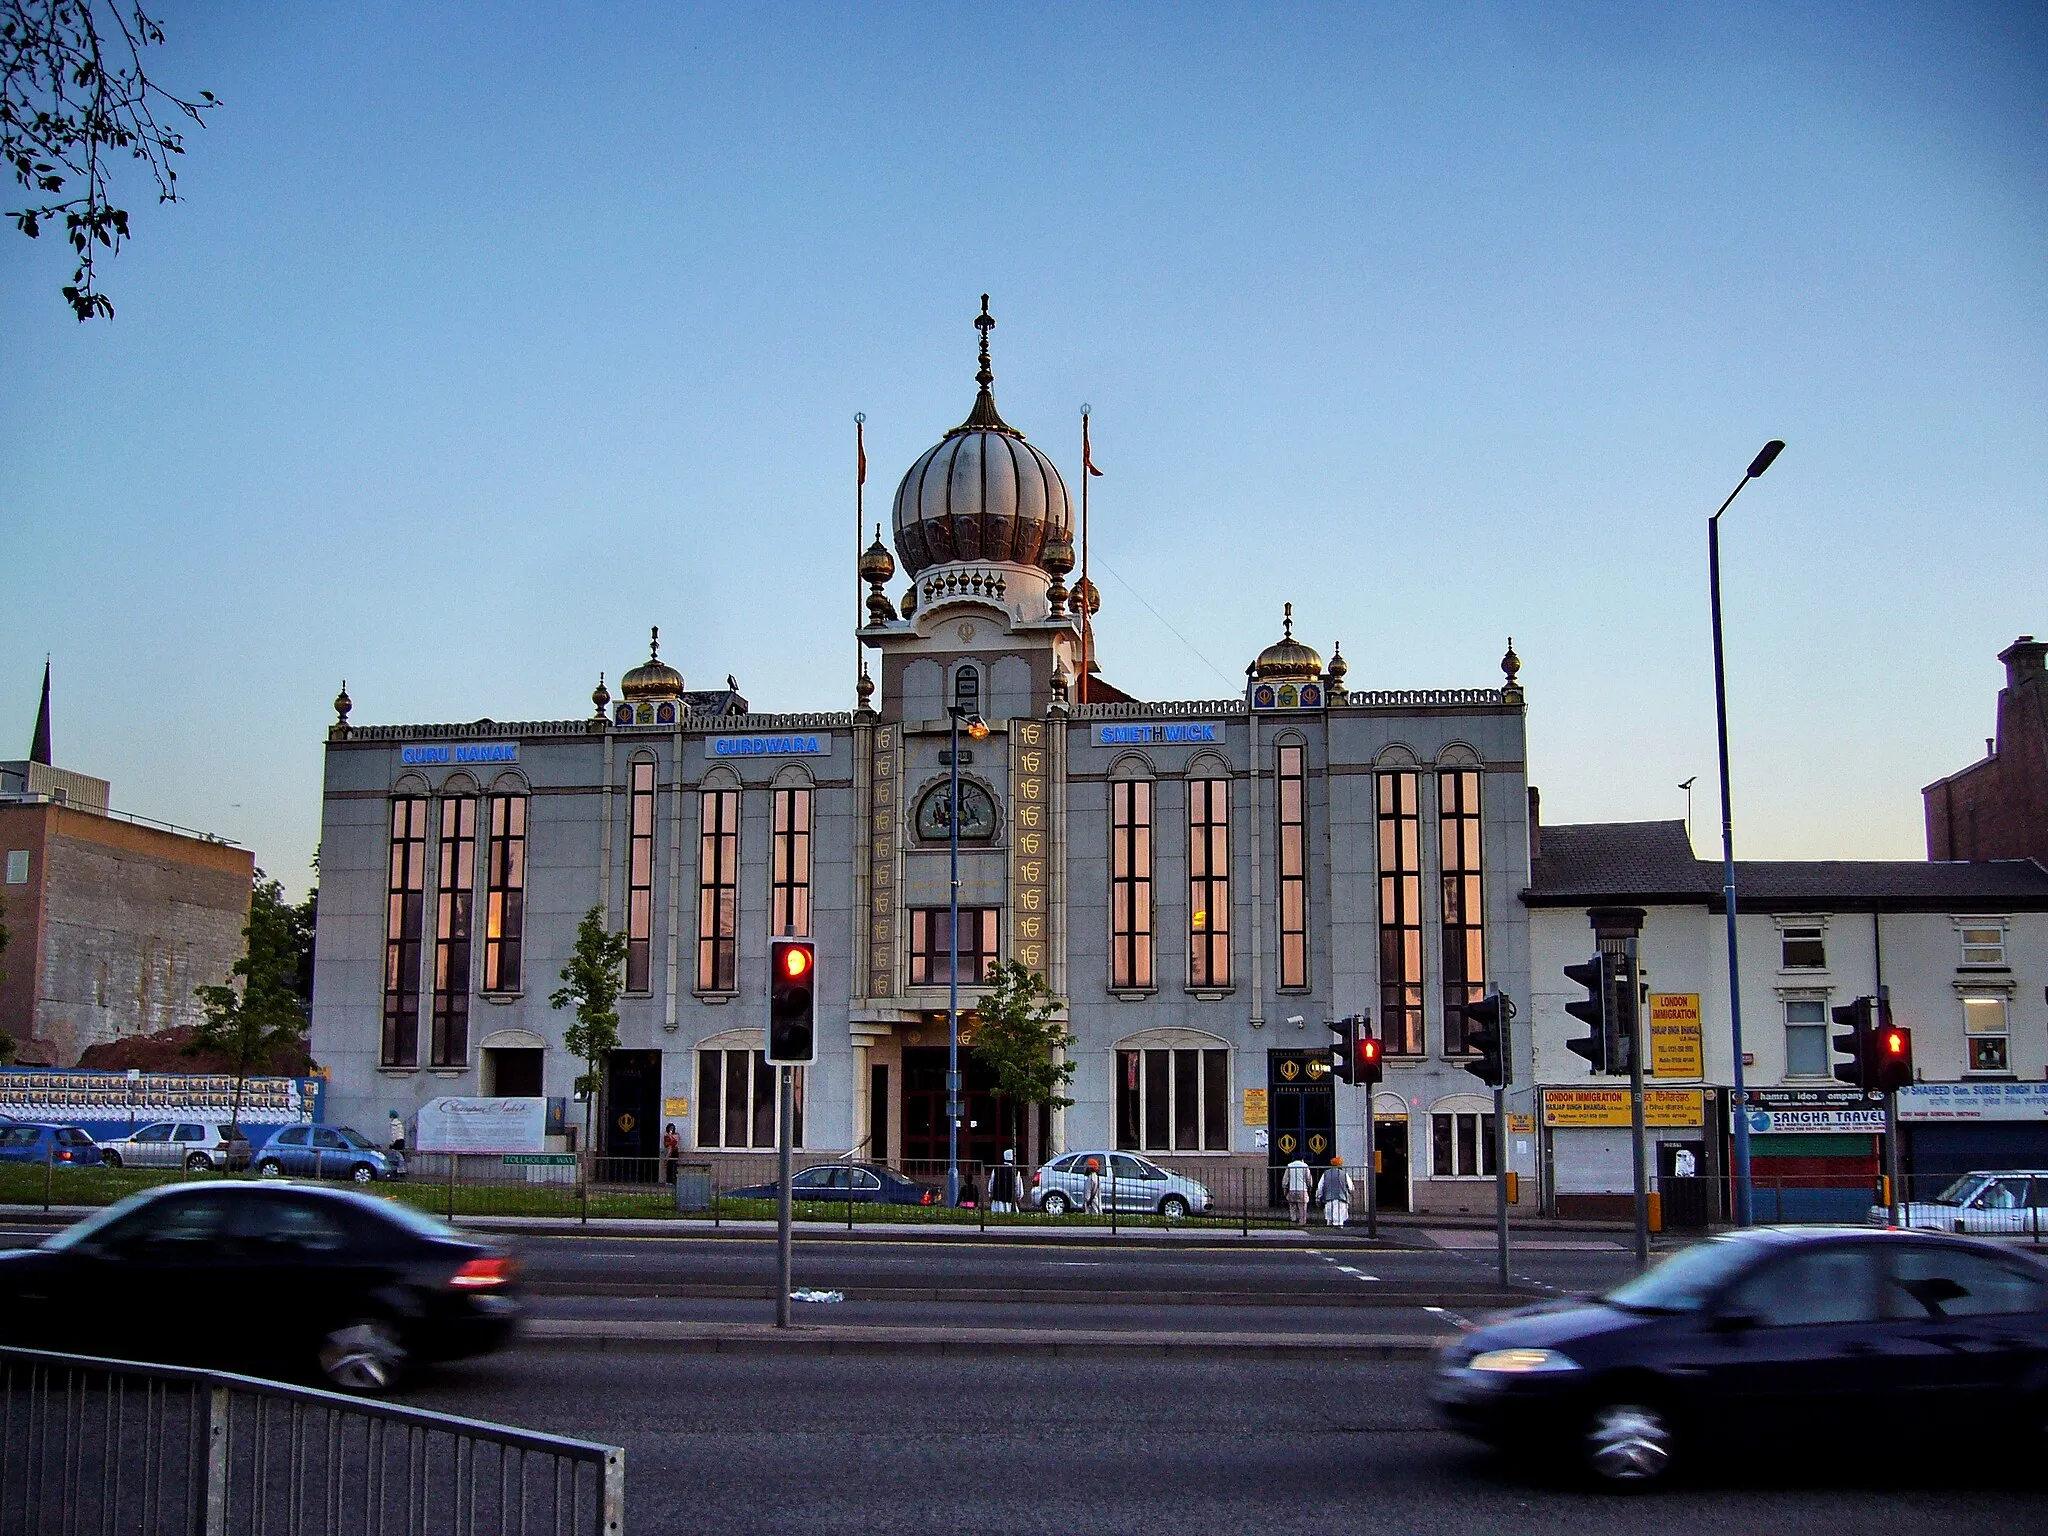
[{"left": 338, "top": 711, "right": 857, "bottom": 743}]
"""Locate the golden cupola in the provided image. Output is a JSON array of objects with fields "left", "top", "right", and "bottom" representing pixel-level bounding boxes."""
[
  {"left": 619, "top": 627, "right": 684, "bottom": 701},
  {"left": 1253, "top": 604, "right": 1324, "bottom": 682}
]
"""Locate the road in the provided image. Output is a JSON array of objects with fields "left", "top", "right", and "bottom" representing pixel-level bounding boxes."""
[{"left": 394, "top": 1348, "right": 2040, "bottom": 1535}]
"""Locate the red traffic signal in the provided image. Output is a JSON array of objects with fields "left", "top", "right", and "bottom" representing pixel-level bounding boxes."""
[
  {"left": 1356, "top": 1030, "right": 1383, "bottom": 1086},
  {"left": 1873, "top": 1024, "right": 1913, "bottom": 1093},
  {"left": 767, "top": 938, "right": 817, "bottom": 1065},
  {"left": 780, "top": 944, "right": 813, "bottom": 980}
]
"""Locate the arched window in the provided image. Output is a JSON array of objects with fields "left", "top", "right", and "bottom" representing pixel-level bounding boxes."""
[
  {"left": 953, "top": 662, "right": 981, "bottom": 716},
  {"left": 1186, "top": 761, "right": 1231, "bottom": 988},
  {"left": 1438, "top": 764, "right": 1487, "bottom": 1055},
  {"left": 697, "top": 770, "right": 740, "bottom": 993},
  {"left": 1376, "top": 754, "right": 1424, "bottom": 1055},
  {"left": 1428, "top": 1094, "right": 1497, "bottom": 1179},
  {"left": 1108, "top": 760, "right": 1154, "bottom": 990},
  {"left": 696, "top": 1030, "right": 802, "bottom": 1150},
  {"left": 382, "top": 792, "right": 429, "bottom": 1067},
  {"left": 770, "top": 769, "right": 813, "bottom": 939},
  {"left": 431, "top": 789, "right": 478, "bottom": 1065},
  {"left": 1114, "top": 1029, "right": 1230, "bottom": 1152},
  {"left": 626, "top": 755, "right": 658, "bottom": 992},
  {"left": 1275, "top": 736, "right": 1308, "bottom": 989},
  {"left": 482, "top": 788, "right": 528, "bottom": 992}
]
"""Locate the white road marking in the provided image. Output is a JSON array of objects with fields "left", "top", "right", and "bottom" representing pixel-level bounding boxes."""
[{"left": 1424, "top": 1305, "right": 1474, "bottom": 1330}]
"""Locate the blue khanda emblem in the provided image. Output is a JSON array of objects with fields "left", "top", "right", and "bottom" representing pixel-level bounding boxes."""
[
  {"left": 1254, "top": 684, "right": 1276, "bottom": 709},
  {"left": 1301, "top": 683, "right": 1322, "bottom": 708},
  {"left": 614, "top": 703, "right": 633, "bottom": 724},
  {"left": 657, "top": 702, "right": 676, "bottom": 723}
]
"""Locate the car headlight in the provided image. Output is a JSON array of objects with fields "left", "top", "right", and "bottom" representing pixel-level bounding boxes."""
[{"left": 1467, "top": 1348, "right": 1581, "bottom": 1374}]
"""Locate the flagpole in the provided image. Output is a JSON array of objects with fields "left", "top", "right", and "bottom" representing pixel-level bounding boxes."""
[
  {"left": 1079, "top": 405, "right": 1091, "bottom": 707},
  {"left": 855, "top": 412, "right": 866, "bottom": 691}
]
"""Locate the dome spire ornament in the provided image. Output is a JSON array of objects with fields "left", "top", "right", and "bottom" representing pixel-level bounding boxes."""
[
  {"left": 330, "top": 681, "right": 353, "bottom": 740},
  {"left": 951, "top": 293, "right": 1018, "bottom": 438},
  {"left": 591, "top": 672, "right": 610, "bottom": 716},
  {"left": 1326, "top": 643, "right": 1348, "bottom": 701},
  {"left": 860, "top": 523, "right": 897, "bottom": 625},
  {"left": 855, "top": 660, "right": 876, "bottom": 716},
  {"left": 1501, "top": 638, "right": 1524, "bottom": 705}
]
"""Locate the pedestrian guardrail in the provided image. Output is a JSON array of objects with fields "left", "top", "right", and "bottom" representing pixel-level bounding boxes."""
[{"left": 0, "top": 1344, "right": 624, "bottom": 1536}]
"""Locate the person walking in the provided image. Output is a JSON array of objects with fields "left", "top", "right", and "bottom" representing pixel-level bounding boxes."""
[
  {"left": 388, "top": 1111, "right": 407, "bottom": 1156},
  {"left": 1082, "top": 1158, "right": 1103, "bottom": 1215},
  {"left": 1282, "top": 1156, "right": 1312, "bottom": 1225},
  {"left": 661, "top": 1122, "right": 681, "bottom": 1185},
  {"left": 988, "top": 1149, "right": 1021, "bottom": 1213},
  {"left": 1318, "top": 1156, "right": 1352, "bottom": 1229}
]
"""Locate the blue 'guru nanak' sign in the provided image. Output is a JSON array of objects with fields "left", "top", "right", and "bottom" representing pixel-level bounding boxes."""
[
  {"left": 1094, "top": 723, "right": 1222, "bottom": 747},
  {"left": 711, "top": 735, "right": 831, "bottom": 757},
  {"left": 401, "top": 743, "right": 519, "bottom": 766}
]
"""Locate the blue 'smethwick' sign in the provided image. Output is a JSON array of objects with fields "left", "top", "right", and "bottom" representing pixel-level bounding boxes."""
[
  {"left": 401, "top": 743, "right": 519, "bottom": 765},
  {"left": 711, "top": 735, "right": 831, "bottom": 757},
  {"left": 1094, "top": 723, "right": 1222, "bottom": 746}
]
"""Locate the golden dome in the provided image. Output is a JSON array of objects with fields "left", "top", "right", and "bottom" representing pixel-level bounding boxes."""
[
  {"left": 1327, "top": 643, "right": 1348, "bottom": 683},
  {"left": 619, "top": 626, "right": 684, "bottom": 701},
  {"left": 1072, "top": 575, "right": 1101, "bottom": 616},
  {"left": 859, "top": 526, "right": 896, "bottom": 586},
  {"left": 1254, "top": 604, "right": 1323, "bottom": 682}
]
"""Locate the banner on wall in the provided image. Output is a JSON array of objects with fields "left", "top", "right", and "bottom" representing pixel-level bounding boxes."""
[
  {"left": 415, "top": 1097, "right": 547, "bottom": 1154},
  {"left": 1648, "top": 994, "right": 1704, "bottom": 1078}
]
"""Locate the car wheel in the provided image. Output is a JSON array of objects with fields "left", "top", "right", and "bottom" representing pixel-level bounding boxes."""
[
  {"left": 1583, "top": 1398, "right": 1678, "bottom": 1489},
  {"left": 101, "top": 1151, "right": 122, "bottom": 1169},
  {"left": 317, "top": 1319, "right": 408, "bottom": 1394},
  {"left": 1041, "top": 1192, "right": 1071, "bottom": 1216},
  {"left": 350, "top": 1163, "right": 376, "bottom": 1184},
  {"left": 1159, "top": 1195, "right": 1190, "bottom": 1219},
  {"left": 257, "top": 1158, "right": 284, "bottom": 1178},
  {"left": 185, "top": 1152, "right": 212, "bottom": 1172}
]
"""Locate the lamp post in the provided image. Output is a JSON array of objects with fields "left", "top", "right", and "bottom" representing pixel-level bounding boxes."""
[
  {"left": 946, "top": 703, "right": 989, "bottom": 1209},
  {"left": 1709, "top": 438, "right": 1784, "bottom": 1228}
]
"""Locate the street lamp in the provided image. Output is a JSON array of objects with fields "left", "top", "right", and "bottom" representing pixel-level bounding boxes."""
[
  {"left": 1709, "top": 438, "right": 1784, "bottom": 1228},
  {"left": 946, "top": 703, "right": 990, "bottom": 1208}
]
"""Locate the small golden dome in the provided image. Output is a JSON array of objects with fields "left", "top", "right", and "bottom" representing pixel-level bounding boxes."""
[
  {"left": 591, "top": 673, "right": 611, "bottom": 713},
  {"left": 900, "top": 586, "right": 917, "bottom": 619},
  {"left": 1041, "top": 536, "right": 1075, "bottom": 576},
  {"left": 1072, "top": 575, "right": 1101, "bottom": 616},
  {"left": 860, "top": 526, "right": 896, "bottom": 586},
  {"left": 619, "top": 627, "right": 684, "bottom": 701},
  {"left": 1254, "top": 604, "right": 1324, "bottom": 682},
  {"left": 1327, "top": 644, "right": 1347, "bottom": 682}
]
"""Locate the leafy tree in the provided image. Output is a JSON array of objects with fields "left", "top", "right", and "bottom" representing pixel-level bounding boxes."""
[
  {"left": 549, "top": 906, "right": 628, "bottom": 1151},
  {"left": 187, "top": 871, "right": 310, "bottom": 1133},
  {"left": 969, "top": 960, "right": 1075, "bottom": 1163},
  {"left": 4, "top": 1, "right": 219, "bottom": 319}
]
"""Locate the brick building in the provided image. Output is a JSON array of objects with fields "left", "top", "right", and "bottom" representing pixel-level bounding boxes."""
[
  {"left": 1, "top": 680, "right": 254, "bottom": 1066},
  {"left": 1925, "top": 635, "right": 2048, "bottom": 865}
]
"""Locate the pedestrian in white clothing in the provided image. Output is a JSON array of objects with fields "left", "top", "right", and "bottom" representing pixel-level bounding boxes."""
[
  {"left": 1318, "top": 1158, "right": 1352, "bottom": 1228},
  {"left": 1282, "top": 1157, "right": 1312, "bottom": 1225}
]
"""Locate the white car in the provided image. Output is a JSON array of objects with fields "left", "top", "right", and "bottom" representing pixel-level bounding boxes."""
[
  {"left": 1872, "top": 1169, "right": 2048, "bottom": 1235},
  {"left": 97, "top": 1121, "right": 253, "bottom": 1173}
]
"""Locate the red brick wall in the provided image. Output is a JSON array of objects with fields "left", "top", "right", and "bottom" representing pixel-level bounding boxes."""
[{"left": 1925, "top": 651, "right": 2048, "bottom": 865}]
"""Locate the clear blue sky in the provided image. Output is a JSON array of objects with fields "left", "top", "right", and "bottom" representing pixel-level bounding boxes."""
[{"left": 4, "top": 3, "right": 2044, "bottom": 898}]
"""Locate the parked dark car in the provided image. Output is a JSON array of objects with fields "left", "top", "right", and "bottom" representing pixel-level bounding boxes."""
[
  {"left": 0, "top": 1182, "right": 520, "bottom": 1393},
  {"left": 1434, "top": 1226, "right": 2048, "bottom": 1487},
  {"left": 726, "top": 1161, "right": 937, "bottom": 1206},
  {"left": 0, "top": 1123, "right": 102, "bottom": 1166}
]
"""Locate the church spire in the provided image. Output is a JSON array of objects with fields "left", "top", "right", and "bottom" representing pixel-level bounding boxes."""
[{"left": 29, "top": 659, "right": 51, "bottom": 765}]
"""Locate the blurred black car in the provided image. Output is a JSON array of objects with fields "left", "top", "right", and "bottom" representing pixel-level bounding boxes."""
[
  {"left": 726, "top": 1161, "right": 936, "bottom": 1206},
  {"left": 1435, "top": 1226, "right": 2048, "bottom": 1488},
  {"left": 0, "top": 1182, "right": 520, "bottom": 1393}
]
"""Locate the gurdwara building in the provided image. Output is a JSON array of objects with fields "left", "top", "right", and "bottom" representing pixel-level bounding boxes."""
[{"left": 311, "top": 302, "right": 1535, "bottom": 1212}]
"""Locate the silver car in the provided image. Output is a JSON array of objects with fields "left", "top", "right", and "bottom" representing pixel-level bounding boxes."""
[
  {"left": 1873, "top": 1170, "right": 2048, "bottom": 1235},
  {"left": 97, "top": 1121, "right": 252, "bottom": 1172},
  {"left": 1030, "top": 1150, "right": 1212, "bottom": 1217}
]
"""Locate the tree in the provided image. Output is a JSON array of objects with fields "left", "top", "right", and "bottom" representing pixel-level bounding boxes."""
[
  {"left": 549, "top": 906, "right": 628, "bottom": 1152},
  {"left": 969, "top": 960, "right": 1075, "bottom": 1165},
  {"left": 4, "top": 1, "right": 218, "bottom": 320},
  {"left": 187, "top": 870, "right": 310, "bottom": 1134}
]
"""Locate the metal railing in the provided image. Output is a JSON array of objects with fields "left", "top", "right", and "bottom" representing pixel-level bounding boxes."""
[{"left": 0, "top": 1345, "right": 624, "bottom": 1536}]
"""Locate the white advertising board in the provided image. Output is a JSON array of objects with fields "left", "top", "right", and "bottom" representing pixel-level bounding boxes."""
[
  {"left": 415, "top": 1096, "right": 547, "bottom": 1154},
  {"left": 1899, "top": 1082, "right": 2048, "bottom": 1122}
]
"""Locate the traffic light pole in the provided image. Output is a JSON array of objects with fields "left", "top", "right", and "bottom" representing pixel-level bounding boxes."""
[
  {"left": 1493, "top": 1080, "right": 1510, "bottom": 1289},
  {"left": 775, "top": 1064, "right": 793, "bottom": 1328},
  {"left": 1626, "top": 937, "right": 1650, "bottom": 1270}
]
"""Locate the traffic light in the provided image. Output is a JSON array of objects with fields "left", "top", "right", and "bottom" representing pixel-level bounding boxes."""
[
  {"left": 1328, "top": 1016, "right": 1357, "bottom": 1084},
  {"left": 1564, "top": 956, "right": 1609, "bottom": 1074},
  {"left": 1873, "top": 1008, "right": 1914, "bottom": 1093},
  {"left": 767, "top": 938, "right": 817, "bottom": 1064},
  {"left": 1459, "top": 993, "right": 1510, "bottom": 1088},
  {"left": 1831, "top": 996, "right": 1872, "bottom": 1089},
  {"left": 1607, "top": 951, "right": 1638, "bottom": 1077},
  {"left": 1356, "top": 1024, "right": 1384, "bottom": 1086}
]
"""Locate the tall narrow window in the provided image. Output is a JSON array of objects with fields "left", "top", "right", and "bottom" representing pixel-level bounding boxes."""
[
  {"left": 1377, "top": 771, "right": 1423, "bottom": 1055},
  {"left": 381, "top": 797, "right": 428, "bottom": 1067},
  {"left": 1188, "top": 777, "right": 1231, "bottom": 987},
  {"left": 430, "top": 796, "right": 476, "bottom": 1066},
  {"left": 697, "top": 788, "right": 739, "bottom": 992},
  {"left": 626, "top": 760, "right": 656, "bottom": 992},
  {"left": 1277, "top": 743, "right": 1308, "bottom": 989},
  {"left": 1439, "top": 769, "right": 1487, "bottom": 1055},
  {"left": 909, "top": 908, "right": 999, "bottom": 985},
  {"left": 482, "top": 793, "right": 526, "bottom": 991},
  {"left": 771, "top": 786, "right": 812, "bottom": 939},
  {"left": 1110, "top": 779, "right": 1154, "bottom": 989}
]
